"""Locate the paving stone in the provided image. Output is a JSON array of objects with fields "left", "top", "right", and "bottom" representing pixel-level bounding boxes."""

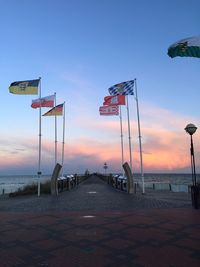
[{"left": 0, "top": 175, "right": 199, "bottom": 267}]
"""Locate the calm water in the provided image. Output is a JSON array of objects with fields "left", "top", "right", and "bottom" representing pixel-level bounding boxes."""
[
  {"left": 0, "top": 173, "right": 199, "bottom": 194},
  {"left": 133, "top": 173, "right": 200, "bottom": 192},
  {"left": 133, "top": 173, "right": 198, "bottom": 184}
]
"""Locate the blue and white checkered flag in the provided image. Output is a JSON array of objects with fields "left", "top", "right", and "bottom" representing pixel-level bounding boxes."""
[{"left": 108, "top": 80, "right": 134, "bottom": 95}]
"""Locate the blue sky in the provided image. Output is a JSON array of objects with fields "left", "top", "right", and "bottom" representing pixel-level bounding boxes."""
[{"left": 0, "top": 0, "right": 200, "bottom": 175}]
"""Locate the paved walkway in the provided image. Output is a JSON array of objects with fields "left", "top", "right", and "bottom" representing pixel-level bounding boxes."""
[{"left": 0, "top": 175, "right": 200, "bottom": 267}]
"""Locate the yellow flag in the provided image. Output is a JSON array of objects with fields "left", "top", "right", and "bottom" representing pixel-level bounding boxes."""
[{"left": 9, "top": 79, "right": 39, "bottom": 95}]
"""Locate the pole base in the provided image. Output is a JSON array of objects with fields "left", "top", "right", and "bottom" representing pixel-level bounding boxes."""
[{"left": 191, "top": 185, "right": 199, "bottom": 209}]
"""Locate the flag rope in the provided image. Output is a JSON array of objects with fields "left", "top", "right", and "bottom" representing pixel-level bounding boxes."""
[
  {"left": 126, "top": 96, "right": 133, "bottom": 172},
  {"left": 37, "top": 77, "right": 42, "bottom": 197},
  {"left": 134, "top": 79, "right": 145, "bottom": 194},
  {"left": 61, "top": 102, "right": 66, "bottom": 176},
  {"left": 54, "top": 92, "right": 57, "bottom": 165},
  {"left": 119, "top": 106, "right": 124, "bottom": 176}
]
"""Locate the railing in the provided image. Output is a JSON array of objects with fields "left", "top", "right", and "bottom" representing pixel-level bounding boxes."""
[
  {"left": 108, "top": 175, "right": 128, "bottom": 191},
  {"left": 57, "top": 174, "right": 89, "bottom": 192},
  {"left": 99, "top": 174, "right": 200, "bottom": 193},
  {"left": 99, "top": 174, "right": 137, "bottom": 192}
]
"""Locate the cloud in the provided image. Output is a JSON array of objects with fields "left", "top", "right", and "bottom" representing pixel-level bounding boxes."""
[
  {"left": 0, "top": 102, "right": 199, "bottom": 175},
  {"left": 140, "top": 102, "right": 199, "bottom": 131},
  {"left": 138, "top": 103, "right": 200, "bottom": 171}
]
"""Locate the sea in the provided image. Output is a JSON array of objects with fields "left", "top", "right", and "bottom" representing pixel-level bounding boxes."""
[
  {"left": 0, "top": 173, "right": 199, "bottom": 195},
  {"left": 0, "top": 175, "right": 51, "bottom": 195}
]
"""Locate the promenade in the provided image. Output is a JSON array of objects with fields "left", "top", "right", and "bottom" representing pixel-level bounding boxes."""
[{"left": 0, "top": 175, "right": 200, "bottom": 267}]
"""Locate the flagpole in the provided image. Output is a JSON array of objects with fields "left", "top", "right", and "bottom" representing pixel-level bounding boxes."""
[
  {"left": 134, "top": 78, "right": 145, "bottom": 194},
  {"left": 119, "top": 105, "right": 124, "bottom": 176},
  {"left": 126, "top": 95, "right": 133, "bottom": 172},
  {"left": 38, "top": 77, "right": 42, "bottom": 197},
  {"left": 61, "top": 102, "right": 65, "bottom": 176},
  {"left": 54, "top": 92, "right": 57, "bottom": 165}
]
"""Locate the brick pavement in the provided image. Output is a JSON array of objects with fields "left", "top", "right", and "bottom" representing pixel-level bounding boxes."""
[{"left": 0, "top": 175, "right": 200, "bottom": 267}]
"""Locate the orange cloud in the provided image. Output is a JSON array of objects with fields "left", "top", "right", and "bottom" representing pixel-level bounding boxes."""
[{"left": 0, "top": 102, "right": 200, "bottom": 174}]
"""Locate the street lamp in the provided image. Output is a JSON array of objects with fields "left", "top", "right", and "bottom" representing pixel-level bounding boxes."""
[
  {"left": 103, "top": 162, "right": 108, "bottom": 175},
  {"left": 184, "top": 123, "right": 198, "bottom": 209}
]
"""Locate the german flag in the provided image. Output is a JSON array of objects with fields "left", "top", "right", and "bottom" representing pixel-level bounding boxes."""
[
  {"left": 43, "top": 104, "right": 64, "bottom": 116},
  {"left": 9, "top": 79, "right": 40, "bottom": 95}
]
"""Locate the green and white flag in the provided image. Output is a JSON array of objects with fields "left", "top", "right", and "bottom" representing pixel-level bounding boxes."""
[{"left": 168, "top": 36, "right": 200, "bottom": 58}]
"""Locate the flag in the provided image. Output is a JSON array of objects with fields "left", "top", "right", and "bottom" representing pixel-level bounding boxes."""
[
  {"left": 99, "top": 105, "right": 119, "bottom": 116},
  {"left": 42, "top": 104, "right": 64, "bottom": 116},
  {"left": 31, "top": 94, "right": 55, "bottom": 108},
  {"left": 9, "top": 79, "right": 40, "bottom": 95},
  {"left": 108, "top": 80, "right": 134, "bottom": 95},
  {"left": 168, "top": 36, "right": 200, "bottom": 58},
  {"left": 103, "top": 95, "right": 125, "bottom": 106}
]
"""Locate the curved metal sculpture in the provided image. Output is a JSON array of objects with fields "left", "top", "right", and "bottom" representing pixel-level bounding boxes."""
[
  {"left": 51, "top": 163, "right": 62, "bottom": 196},
  {"left": 123, "top": 162, "right": 134, "bottom": 194}
]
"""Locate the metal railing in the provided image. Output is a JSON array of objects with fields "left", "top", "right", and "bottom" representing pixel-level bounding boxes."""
[
  {"left": 99, "top": 174, "right": 137, "bottom": 193},
  {"left": 57, "top": 174, "right": 89, "bottom": 192}
]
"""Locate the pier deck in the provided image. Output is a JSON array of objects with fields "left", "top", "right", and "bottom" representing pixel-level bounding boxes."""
[{"left": 0, "top": 175, "right": 199, "bottom": 267}]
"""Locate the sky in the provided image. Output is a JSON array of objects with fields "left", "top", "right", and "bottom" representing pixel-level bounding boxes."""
[{"left": 0, "top": 0, "right": 200, "bottom": 175}]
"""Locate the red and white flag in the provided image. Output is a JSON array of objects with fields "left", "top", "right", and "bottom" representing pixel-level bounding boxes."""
[
  {"left": 31, "top": 94, "right": 55, "bottom": 108},
  {"left": 103, "top": 95, "right": 125, "bottom": 106},
  {"left": 99, "top": 105, "right": 119, "bottom": 116}
]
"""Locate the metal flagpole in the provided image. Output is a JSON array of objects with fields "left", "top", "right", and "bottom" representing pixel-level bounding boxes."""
[
  {"left": 134, "top": 78, "right": 145, "bottom": 194},
  {"left": 54, "top": 92, "right": 57, "bottom": 165},
  {"left": 119, "top": 105, "right": 124, "bottom": 176},
  {"left": 61, "top": 102, "right": 65, "bottom": 176},
  {"left": 37, "top": 77, "right": 42, "bottom": 197},
  {"left": 126, "top": 95, "right": 133, "bottom": 172}
]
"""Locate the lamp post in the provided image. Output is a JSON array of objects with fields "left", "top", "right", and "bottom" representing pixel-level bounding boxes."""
[
  {"left": 103, "top": 162, "right": 108, "bottom": 175},
  {"left": 184, "top": 123, "right": 198, "bottom": 209}
]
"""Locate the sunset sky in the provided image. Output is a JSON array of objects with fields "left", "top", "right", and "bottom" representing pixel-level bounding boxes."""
[{"left": 1, "top": 0, "right": 200, "bottom": 175}]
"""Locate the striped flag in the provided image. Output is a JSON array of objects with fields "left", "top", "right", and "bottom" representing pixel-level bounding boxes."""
[
  {"left": 9, "top": 79, "right": 40, "bottom": 95},
  {"left": 31, "top": 94, "right": 55, "bottom": 108},
  {"left": 99, "top": 105, "right": 119, "bottom": 116},
  {"left": 108, "top": 80, "right": 134, "bottom": 95},
  {"left": 103, "top": 95, "right": 125, "bottom": 106},
  {"left": 168, "top": 36, "right": 200, "bottom": 58},
  {"left": 42, "top": 104, "right": 64, "bottom": 116}
]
